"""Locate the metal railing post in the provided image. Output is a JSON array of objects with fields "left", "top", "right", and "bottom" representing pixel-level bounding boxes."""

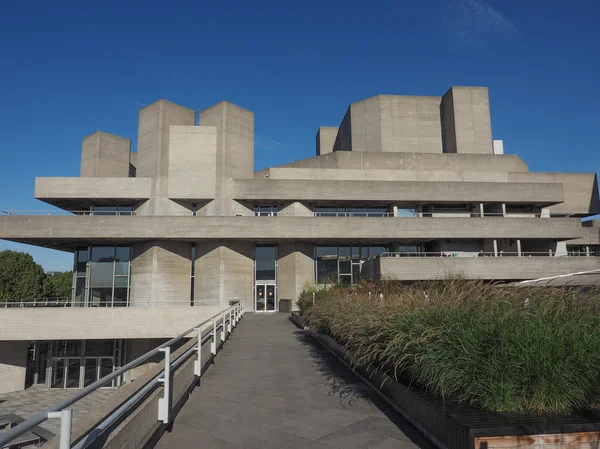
[
  {"left": 193, "top": 327, "right": 202, "bottom": 377},
  {"left": 221, "top": 312, "right": 226, "bottom": 342},
  {"left": 47, "top": 409, "right": 72, "bottom": 449},
  {"left": 211, "top": 318, "right": 217, "bottom": 355},
  {"left": 157, "top": 347, "right": 171, "bottom": 424},
  {"left": 228, "top": 308, "right": 232, "bottom": 333}
]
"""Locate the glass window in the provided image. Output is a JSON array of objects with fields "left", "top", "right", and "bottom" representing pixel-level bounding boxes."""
[
  {"left": 85, "top": 340, "right": 115, "bottom": 357},
  {"left": 339, "top": 260, "right": 351, "bottom": 274},
  {"left": 397, "top": 208, "right": 417, "bottom": 217},
  {"left": 315, "top": 246, "right": 337, "bottom": 258},
  {"left": 90, "top": 263, "right": 114, "bottom": 288},
  {"left": 75, "top": 249, "right": 88, "bottom": 275},
  {"left": 317, "top": 259, "right": 338, "bottom": 283},
  {"left": 314, "top": 207, "right": 337, "bottom": 217},
  {"left": 90, "top": 288, "right": 113, "bottom": 307},
  {"left": 255, "top": 246, "right": 276, "bottom": 280},
  {"left": 369, "top": 246, "right": 388, "bottom": 258},
  {"left": 74, "top": 278, "right": 86, "bottom": 306},
  {"left": 350, "top": 207, "right": 366, "bottom": 217},
  {"left": 91, "top": 247, "right": 115, "bottom": 263},
  {"left": 118, "top": 205, "right": 133, "bottom": 216},
  {"left": 367, "top": 207, "right": 387, "bottom": 217}
]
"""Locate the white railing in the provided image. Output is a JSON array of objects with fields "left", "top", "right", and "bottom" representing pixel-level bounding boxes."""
[
  {"left": 0, "top": 301, "right": 244, "bottom": 449},
  {"left": 379, "top": 251, "right": 595, "bottom": 258},
  {"left": 2, "top": 210, "right": 549, "bottom": 218}
]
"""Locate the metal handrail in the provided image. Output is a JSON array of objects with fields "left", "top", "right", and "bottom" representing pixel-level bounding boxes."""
[
  {"left": 0, "top": 301, "right": 244, "bottom": 448},
  {"left": 3, "top": 210, "right": 550, "bottom": 218},
  {"left": 379, "top": 251, "right": 594, "bottom": 258},
  {"left": 0, "top": 298, "right": 229, "bottom": 308}
]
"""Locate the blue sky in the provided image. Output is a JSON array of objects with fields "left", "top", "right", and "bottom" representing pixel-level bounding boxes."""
[{"left": 1, "top": 0, "right": 599, "bottom": 271}]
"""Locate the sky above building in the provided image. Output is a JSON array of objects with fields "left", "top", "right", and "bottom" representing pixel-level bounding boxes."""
[{"left": 0, "top": 0, "right": 599, "bottom": 270}]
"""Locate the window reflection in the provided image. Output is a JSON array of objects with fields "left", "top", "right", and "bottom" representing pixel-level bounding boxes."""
[{"left": 314, "top": 245, "right": 389, "bottom": 284}]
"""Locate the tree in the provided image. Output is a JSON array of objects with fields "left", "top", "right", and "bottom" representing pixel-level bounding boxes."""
[
  {"left": 0, "top": 250, "right": 47, "bottom": 300},
  {"left": 46, "top": 271, "right": 73, "bottom": 299}
]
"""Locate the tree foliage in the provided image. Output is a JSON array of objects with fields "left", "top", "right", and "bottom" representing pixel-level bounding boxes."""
[
  {"left": 46, "top": 271, "right": 73, "bottom": 299},
  {"left": 0, "top": 250, "right": 47, "bottom": 300}
]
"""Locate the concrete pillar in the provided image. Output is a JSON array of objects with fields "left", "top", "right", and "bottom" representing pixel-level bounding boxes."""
[
  {"left": 195, "top": 242, "right": 253, "bottom": 310},
  {"left": 501, "top": 203, "right": 507, "bottom": 218},
  {"left": 136, "top": 100, "right": 196, "bottom": 216},
  {"left": 0, "top": 341, "right": 27, "bottom": 394},
  {"left": 80, "top": 132, "right": 131, "bottom": 178},
  {"left": 278, "top": 243, "right": 314, "bottom": 311},
  {"left": 587, "top": 246, "right": 591, "bottom": 256},
  {"left": 517, "top": 239, "right": 522, "bottom": 257},
  {"left": 130, "top": 241, "right": 192, "bottom": 306},
  {"left": 316, "top": 127, "right": 338, "bottom": 156},
  {"left": 479, "top": 203, "right": 484, "bottom": 217},
  {"left": 392, "top": 205, "right": 398, "bottom": 217},
  {"left": 417, "top": 205, "right": 423, "bottom": 218},
  {"left": 493, "top": 239, "right": 498, "bottom": 257}
]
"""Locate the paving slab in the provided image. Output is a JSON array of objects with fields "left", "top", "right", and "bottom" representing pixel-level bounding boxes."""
[{"left": 155, "top": 313, "right": 435, "bottom": 449}]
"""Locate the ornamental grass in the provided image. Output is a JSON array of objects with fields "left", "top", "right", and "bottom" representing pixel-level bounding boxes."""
[{"left": 298, "top": 280, "right": 600, "bottom": 414}]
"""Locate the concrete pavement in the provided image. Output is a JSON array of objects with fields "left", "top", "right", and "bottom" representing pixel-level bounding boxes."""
[{"left": 155, "top": 313, "right": 434, "bottom": 449}]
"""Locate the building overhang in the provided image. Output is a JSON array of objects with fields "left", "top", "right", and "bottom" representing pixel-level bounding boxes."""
[{"left": 34, "top": 177, "right": 152, "bottom": 209}]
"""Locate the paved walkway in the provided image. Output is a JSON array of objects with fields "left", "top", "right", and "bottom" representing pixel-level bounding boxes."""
[
  {"left": 0, "top": 388, "right": 115, "bottom": 435},
  {"left": 156, "top": 313, "right": 434, "bottom": 449}
]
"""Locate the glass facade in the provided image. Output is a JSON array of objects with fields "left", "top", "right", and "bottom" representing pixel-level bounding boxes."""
[
  {"left": 314, "top": 245, "right": 388, "bottom": 284},
  {"left": 72, "top": 246, "right": 131, "bottom": 307},
  {"left": 255, "top": 246, "right": 277, "bottom": 281}
]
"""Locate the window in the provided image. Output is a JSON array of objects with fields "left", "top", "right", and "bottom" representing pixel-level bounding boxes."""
[
  {"left": 89, "top": 205, "right": 134, "bottom": 216},
  {"left": 315, "top": 245, "right": 389, "bottom": 284},
  {"left": 255, "top": 246, "right": 277, "bottom": 280},
  {"left": 72, "top": 246, "right": 131, "bottom": 307},
  {"left": 254, "top": 205, "right": 278, "bottom": 216},
  {"left": 313, "top": 206, "right": 391, "bottom": 217}
]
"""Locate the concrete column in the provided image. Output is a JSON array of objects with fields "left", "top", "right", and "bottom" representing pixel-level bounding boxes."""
[
  {"left": 501, "top": 203, "right": 507, "bottom": 218},
  {"left": 479, "top": 203, "right": 484, "bottom": 217},
  {"left": 392, "top": 205, "right": 398, "bottom": 217},
  {"left": 549, "top": 248, "right": 553, "bottom": 257},
  {"left": 517, "top": 239, "right": 522, "bottom": 257},
  {"left": 493, "top": 239, "right": 498, "bottom": 257},
  {"left": 0, "top": 341, "right": 27, "bottom": 394},
  {"left": 278, "top": 243, "right": 314, "bottom": 311},
  {"left": 587, "top": 246, "right": 591, "bottom": 257},
  {"left": 195, "top": 242, "right": 253, "bottom": 310},
  {"left": 80, "top": 132, "right": 131, "bottom": 177},
  {"left": 316, "top": 127, "right": 338, "bottom": 156},
  {"left": 417, "top": 205, "right": 423, "bottom": 218},
  {"left": 130, "top": 241, "right": 192, "bottom": 306}
]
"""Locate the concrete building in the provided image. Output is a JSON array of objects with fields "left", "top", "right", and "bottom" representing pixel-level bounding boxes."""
[{"left": 0, "top": 86, "right": 599, "bottom": 393}]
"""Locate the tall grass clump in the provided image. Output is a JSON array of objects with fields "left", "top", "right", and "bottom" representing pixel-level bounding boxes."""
[{"left": 301, "top": 280, "right": 600, "bottom": 414}]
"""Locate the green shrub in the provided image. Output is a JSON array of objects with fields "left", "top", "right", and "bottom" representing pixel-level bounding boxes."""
[{"left": 302, "top": 280, "right": 600, "bottom": 414}]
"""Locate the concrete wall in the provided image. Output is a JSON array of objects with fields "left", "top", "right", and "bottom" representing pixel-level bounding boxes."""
[
  {"left": 233, "top": 179, "right": 564, "bottom": 204},
  {"left": 277, "top": 242, "right": 313, "bottom": 310},
  {"left": 276, "top": 151, "right": 529, "bottom": 172},
  {"left": 0, "top": 307, "right": 225, "bottom": 341},
  {"left": 379, "top": 95, "right": 443, "bottom": 153},
  {"left": 441, "top": 87, "right": 493, "bottom": 154},
  {"left": 0, "top": 341, "right": 27, "bottom": 393},
  {"left": 0, "top": 216, "right": 585, "bottom": 242},
  {"left": 316, "top": 127, "right": 338, "bottom": 156},
  {"left": 80, "top": 132, "right": 131, "bottom": 177},
  {"left": 333, "top": 108, "right": 352, "bottom": 151},
  {"left": 167, "top": 126, "right": 217, "bottom": 200},
  {"left": 279, "top": 202, "right": 313, "bottom": 216},
  {"left": 199, "top": 101, "right": 254, "bottom": 215},
  {"left": 368, "top": 256, "right": 600, "bottom": 281},
  {"left": 136, "top": 100, "right": 196, "bottom": 215},
  {"left": 509, "top": 172, "right": 600, "bottom": 216},
  {"left": 195, "top": 242, "right": 253, "bottom": 310},
  {"left": 130, "top": 241, "right": 192, "bottom": 306}
]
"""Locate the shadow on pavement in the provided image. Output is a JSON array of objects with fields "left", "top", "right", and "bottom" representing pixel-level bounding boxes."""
[{"left": 293, "top": 330, "right": 437, "bottom": 449}]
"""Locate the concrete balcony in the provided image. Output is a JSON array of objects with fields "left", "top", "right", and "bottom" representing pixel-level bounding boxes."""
[
  {"left": 0, "top": 305, "right": 225, "bottom": 341},
  {"left": 0, "top": 216, "right": 585, "bottom": 249},
  {"left": 232, "top": 179, "right": 564, "bottom": 204},
  {"left": 34, "top": 177, "right": 152, "bottom": 208},
  {"left": 362, "top": 255, "right": 600, "bottom": 281}
]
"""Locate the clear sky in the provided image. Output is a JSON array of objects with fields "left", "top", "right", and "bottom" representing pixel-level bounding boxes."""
[{"left": 0, "top": 0, "right": 598, "bottom": 271}]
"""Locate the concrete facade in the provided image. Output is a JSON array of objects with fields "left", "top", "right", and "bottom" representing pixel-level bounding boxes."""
[
  {"left": 0, "top": 341, "right": 27, "bottom": 394},
  {"left": 0, "top": 86, "right": 599, "bottom": 391}
]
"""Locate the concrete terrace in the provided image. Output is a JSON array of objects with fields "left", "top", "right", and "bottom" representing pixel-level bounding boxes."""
[{"left": 155, "top": 313, "right": 434, "bottom": 449}]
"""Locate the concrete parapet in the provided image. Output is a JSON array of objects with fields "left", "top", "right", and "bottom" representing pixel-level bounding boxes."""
[{"left": 0, "top": 341, "right": 27, "bottom": 394}]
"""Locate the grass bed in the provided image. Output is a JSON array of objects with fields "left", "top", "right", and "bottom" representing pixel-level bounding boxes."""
[{"left": 299, "top": 280, "right": 600, "bottom": 414}]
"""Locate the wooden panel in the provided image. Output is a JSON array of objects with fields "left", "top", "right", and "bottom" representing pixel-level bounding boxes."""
[{"left": 475, "top": 431, "right": 600, "bottom": 448}]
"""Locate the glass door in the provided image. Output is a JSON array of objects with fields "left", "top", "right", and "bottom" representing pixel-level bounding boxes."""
[
  {"left": 51, "top": 358, "right": 65, "bottom": 389},
  {"left": 266, "top": 285, "right": 276, "bottom": 311},
  {"left": 256, "top": 285, "right": 266, "bottom": 311}
]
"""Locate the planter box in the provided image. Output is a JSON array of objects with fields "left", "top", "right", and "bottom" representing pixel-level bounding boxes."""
[{"left": 306, "top": 324, "right": 600, "bottom": 449}]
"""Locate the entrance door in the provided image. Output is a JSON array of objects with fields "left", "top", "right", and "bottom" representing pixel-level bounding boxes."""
[{"left": 255, "top": 284, "right": 276, "bottom": 312}]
